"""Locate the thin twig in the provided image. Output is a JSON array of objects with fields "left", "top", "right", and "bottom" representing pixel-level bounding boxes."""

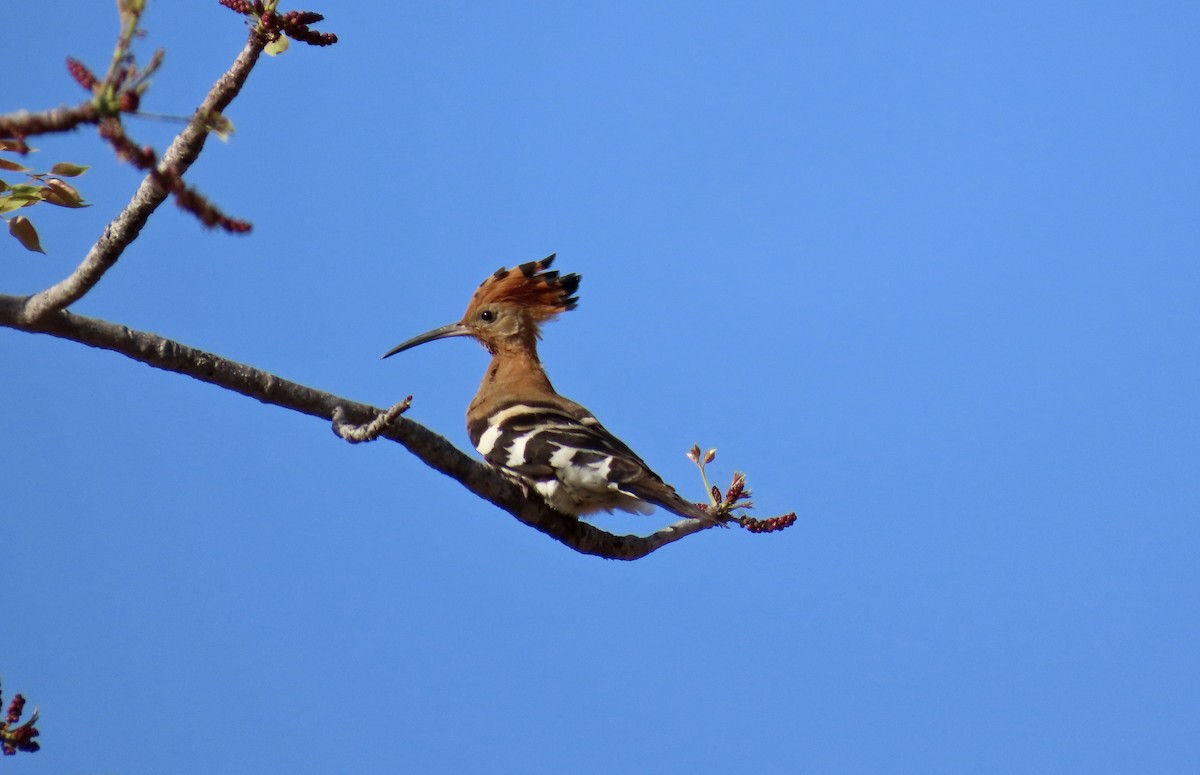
[
  {"left": 0, "top": 104, "right": 102, "bottom": 140},
  {"left": 17, "top": 34, "right": 265, "bottom": 325}
]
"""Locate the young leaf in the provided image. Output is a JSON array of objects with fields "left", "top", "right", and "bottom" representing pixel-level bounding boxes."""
[
  {"left": 265, "top": 35, "right": 290, "bottom": 56},
  {"left": 0, "top": 196, "right": 28, "bottom": 214},
  {"left": 6, "top": 184, "right": 44, "bottom": 201},
  {"left": 0, "top": 157, "right": 30, "bottom": 173},
  {"left": 205, "top": 113, "right": 236, "bottom": 142},
  {"left": 50, "top": 162, "right": 90, "bottom": 177},
  {"left": 9, "top": 215, "right": 45, "bottom": 253},
  {"left": 41, "top": 178, "right": 88, "bottom": 208}
]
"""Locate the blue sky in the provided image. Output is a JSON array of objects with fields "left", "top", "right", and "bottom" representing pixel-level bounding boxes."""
[{"left": 4, "top": 2, "right": 1198, "bottom": 772}]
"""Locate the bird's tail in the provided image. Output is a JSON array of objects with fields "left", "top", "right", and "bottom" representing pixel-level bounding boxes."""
[{"left": 633, "top": 479, "right": 721, "bottom": 523}]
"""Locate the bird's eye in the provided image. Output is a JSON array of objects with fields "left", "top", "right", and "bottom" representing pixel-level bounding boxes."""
[{"left": 479, "top": 309, "right": 496, "bottom": 323}]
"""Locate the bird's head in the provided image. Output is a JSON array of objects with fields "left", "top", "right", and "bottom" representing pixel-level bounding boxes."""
[{"left": 382, "top": 254, "right": 580, "bottom": 358}]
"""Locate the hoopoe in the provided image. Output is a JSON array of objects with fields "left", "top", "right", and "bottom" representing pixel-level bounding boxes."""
[{"left": 383, "top": 254, "right": 714, "bottom": 523}]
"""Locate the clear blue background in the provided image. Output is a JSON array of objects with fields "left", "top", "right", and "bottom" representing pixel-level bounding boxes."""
[{"left": 3, "top": 3, "right": 1197, "bottom": 772}]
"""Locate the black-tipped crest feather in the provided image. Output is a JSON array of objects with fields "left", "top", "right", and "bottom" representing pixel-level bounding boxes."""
[{"left": 464, "top": 254, "right": 581, "bottom": 323}]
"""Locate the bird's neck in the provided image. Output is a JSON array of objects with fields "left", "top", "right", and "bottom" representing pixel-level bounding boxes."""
[{"left": 469, "top": 342, "right": 558, "bottom": 419}]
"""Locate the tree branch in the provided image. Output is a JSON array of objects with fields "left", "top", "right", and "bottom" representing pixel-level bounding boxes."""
[
  {"left": 0, "top": 296, "right": 718, "bottom": 560},
  {"left": 0, "top": 104, "right": 102, "bottom": 142},
  {"left": 14, "top": 35, "right": 265, "bottom": 325},
  {"left": 2, "top": 7, "right": 751, "bottom": 561}
]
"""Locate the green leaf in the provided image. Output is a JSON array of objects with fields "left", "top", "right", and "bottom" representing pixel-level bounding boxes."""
[
  {"left": 0, "top": 196, "right": 27, "bottom": 214},
  {"left": 9, "top": 215, "right": 45, "bottom": 253},
  {"left": 50, "top": 162, "right": 90, "bottom": 177},
  {"left": 265, "top": 35, "right": 289, "bottom": 56},
  {"left": 0, "top": 157, "right": 29, "bottom": 173},
  {"left": 7, "top": 184, "right": 44, "bottom": 200}
]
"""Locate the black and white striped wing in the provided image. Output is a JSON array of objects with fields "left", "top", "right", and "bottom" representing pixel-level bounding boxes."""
[{"left": 469, "top": 401, "right": 705, "bottom": 519}]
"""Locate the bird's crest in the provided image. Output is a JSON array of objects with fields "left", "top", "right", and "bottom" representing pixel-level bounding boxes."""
[{"left": 465, "top": 254, "right": 580, "bottom": 324}]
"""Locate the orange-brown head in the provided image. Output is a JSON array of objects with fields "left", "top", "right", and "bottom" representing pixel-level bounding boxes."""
[{"left": 382, "top": 254, "right": 580, "bottom": 358}]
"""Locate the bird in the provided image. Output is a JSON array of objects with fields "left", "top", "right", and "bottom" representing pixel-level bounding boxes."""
[{"left": 382, "top": 254, "right": 715, "bottom": 523}]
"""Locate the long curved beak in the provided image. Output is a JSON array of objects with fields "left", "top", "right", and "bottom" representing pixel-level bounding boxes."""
[{"left": 381, "top": 322, "right": 473, "bottom": 359}]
